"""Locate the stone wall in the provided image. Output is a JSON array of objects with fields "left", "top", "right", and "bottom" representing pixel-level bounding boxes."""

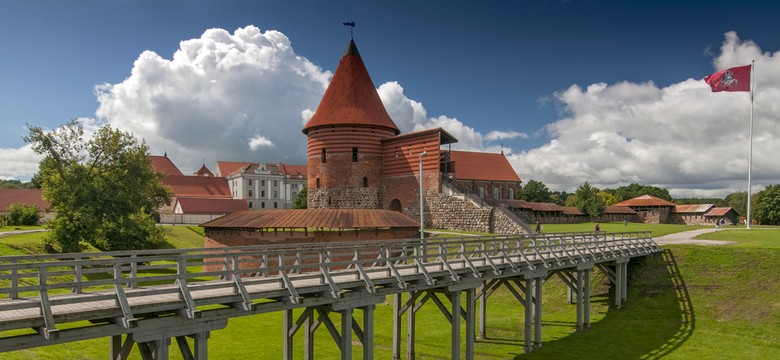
[
  {"left": 308, "top": 187, "right": 384, "bottom": 209},
  {"left": 404, "top": 190, "right": 529, "bottom": 235}
]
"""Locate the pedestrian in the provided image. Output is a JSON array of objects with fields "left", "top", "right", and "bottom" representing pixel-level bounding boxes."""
[
  {"left": 595, "top": 223, "right": 600, "bottom": 232},
  {"left": 623, "top": 219, "right": 627, "bottom": 226},
  {"left": 535, "top": 221, "right": 541, "bottom": 233}
]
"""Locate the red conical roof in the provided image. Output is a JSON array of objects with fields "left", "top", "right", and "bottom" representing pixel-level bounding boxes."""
[{"left": 302, "top": 39, "right": 400, "bottom": 135}]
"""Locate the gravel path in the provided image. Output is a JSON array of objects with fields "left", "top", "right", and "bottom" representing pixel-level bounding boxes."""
[
  {"left": 0, "top": 229, "right": 47, "bottom": 238},
  {"left": 653, "top": 228, "right": 734, "bottom": 246}
]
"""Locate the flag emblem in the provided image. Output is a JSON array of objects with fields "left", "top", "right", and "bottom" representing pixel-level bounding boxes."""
[{"left": 704, "top": 64, "right": 751, "bottom": 92}]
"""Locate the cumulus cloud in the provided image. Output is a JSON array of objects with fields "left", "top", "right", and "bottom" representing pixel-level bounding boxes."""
[
  {"left": 509, "top": 31, "right": 780, "bottom": 197},
  {"left": 485, "top": 130, "right": 528, "bottom": 142},
  {"left": 0, "top": 144, "right": 41, "bottom": 181},
  {"left": 377, "top": 82, "right": 509, "bottom": 154},
  {"left": 95, "top": 26, "right": 330, "bottom": 173}
]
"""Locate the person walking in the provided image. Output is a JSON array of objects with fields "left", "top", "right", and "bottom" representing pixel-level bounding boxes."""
[{"left": 535, "top": 221, "right": 541, "bottom": 233}]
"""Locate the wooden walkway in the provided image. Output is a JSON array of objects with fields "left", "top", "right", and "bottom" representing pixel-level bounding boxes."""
[{"left": 0, "top": 231, "right": 662, "bottom": 359}]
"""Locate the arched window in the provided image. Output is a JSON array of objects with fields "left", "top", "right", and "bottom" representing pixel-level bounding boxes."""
[
  {"left": 509, "top": 188, "right": 515, "bottom": 199},
  {"left": 479, "top": 187, "right": 485, "bottom": 198},
  {"left": 493, "top": 187, "right": 500, "bottom": 199},
  {"left": 353, "top": 147, "right": 359, "bottom": 162},
  {"left": 322, "top": 149, "right": 327, "bottom": 163}
]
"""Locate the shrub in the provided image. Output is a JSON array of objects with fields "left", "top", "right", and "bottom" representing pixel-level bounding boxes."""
[{"left": 8, "top": 203, "right": 41, "bottom": 226}]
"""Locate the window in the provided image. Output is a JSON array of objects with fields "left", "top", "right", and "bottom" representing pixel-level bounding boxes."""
[
  {"left": 261, "top": 180, "right": 266, "bottom": 186},
  {"left": 352, "top": 147, "right": 358, "bottom": 162},
  {"left": 273, "top": 181, "right": 278, "bottom": 187},
  {"left": 316, "top": 178, "right": 320, "bottom": 188},
  {"left": 248, "top": 189, "right": 253, "bottom": 198},
  {"left": 509, "top": 188, "right": 515, "bottom": 199},
  {"left": 248, "top": 179, "right": 253, "bottom": 186},
  {"left": 363, "top": 177, "right": 368, "bottom": 187},
  {"left": 249, "top": 201, "right": 253, "bottom": 209},
  {"left": 274, "top": 202, "right": 278, "bottom": 209},
  {"left": 261, "top": 202, "right": 265, "bottom": 209},
  {"left": 493, "top": 187, "right": 500, "bottom": 199},
  {"left": 479, "top": 187, "right": 485, "bottom": 198},
  {"left": 322, "top": 149, "right": 327, "bottom": 163},
  {"left": 261, "top": 190, "right": 266, "bottom": 198},
  {"left": 273, "top": 191, "right": 278, "bottom": 198}
]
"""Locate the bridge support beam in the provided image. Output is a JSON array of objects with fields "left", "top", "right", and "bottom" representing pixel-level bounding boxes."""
[
  {"left": 574, "top": 265, "right": 593, "bottom": 331},
  {"left": 285, "top": 297, "right": 382, "bottom": 360},
  {"left": 522, "top": 273, "right": 546, "bottom": 353}
]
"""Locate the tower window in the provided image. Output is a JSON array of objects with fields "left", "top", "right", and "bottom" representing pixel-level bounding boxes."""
[
  {"left": 316, "top": 178, "right": 320, "bottom": 188},
  {"left": 352, "top": 147, "right": 358, "bottom": 162},
  {"left": 322, "top": 149, "right": 327, "bottom": 163},
  {"left": 363, "top": 177, "right": 368, "bottom": 187}
]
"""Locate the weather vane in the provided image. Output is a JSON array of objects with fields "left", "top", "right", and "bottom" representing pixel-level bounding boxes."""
[{"left": 343, "top": 20, "right": 355, "bottom": 36}]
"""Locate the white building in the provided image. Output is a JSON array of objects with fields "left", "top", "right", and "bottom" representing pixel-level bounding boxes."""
[{"left": 217, "top": 161, "right": 307, "bottom": 209}]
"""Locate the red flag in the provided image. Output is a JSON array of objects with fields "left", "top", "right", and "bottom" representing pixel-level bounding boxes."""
[{"left": 704, "top": 65, "right": 751, "bottom": 92}]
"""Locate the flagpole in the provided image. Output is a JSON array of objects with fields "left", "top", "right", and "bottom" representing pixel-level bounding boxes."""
[{"left": 746, "top": 60, "right": 755, "bottom": 229}]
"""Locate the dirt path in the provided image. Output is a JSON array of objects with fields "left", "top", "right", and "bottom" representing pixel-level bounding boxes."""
[{"left": 653, "top": 228, "right": 734, "bottom": 246}]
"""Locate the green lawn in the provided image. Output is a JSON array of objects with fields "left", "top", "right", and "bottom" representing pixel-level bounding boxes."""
[
  {"left": 1, "top": 223, "right": 778, "bottom": 359},
  {"left": 540, "top": 221, "right": 707, "bottom": 237}
]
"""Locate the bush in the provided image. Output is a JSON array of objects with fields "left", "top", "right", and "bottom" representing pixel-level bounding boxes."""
[{"left": 8, "top": 203, "right": 41, "bottom": 226}]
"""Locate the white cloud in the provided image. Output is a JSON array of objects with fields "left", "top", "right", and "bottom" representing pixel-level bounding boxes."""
[
  {"left": 0, "top": 144, "right": 41, "bottom": 181},
  {"left": 377, "top": 82, "right": 509, "bottom": 154},
  {"left": 95, "top": 26, "right": 330, "bottom": 172},
  {"left": 485, "top": 130, "right": 528, "bottom": 141},
  {"left": 509, "top": 32, "right": 780, "bottom": 197}
]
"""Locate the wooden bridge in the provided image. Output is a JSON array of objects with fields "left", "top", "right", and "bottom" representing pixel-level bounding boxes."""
[{"left": 0, "top": 231, "right": 661, "bottom": 359}]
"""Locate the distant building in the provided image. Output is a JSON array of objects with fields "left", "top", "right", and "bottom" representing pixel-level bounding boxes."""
[
  {"left": 217, "top": 161, "right": 307, "bottom": 210},
  {"left": 149, "top": 155, "right": 247, "bottom": 224},
  {"left": 0, "top": 188, "right": 54, "bottom": 222},
  {"left": 614, "top": 194, "right": 739, "bottom": 225}
]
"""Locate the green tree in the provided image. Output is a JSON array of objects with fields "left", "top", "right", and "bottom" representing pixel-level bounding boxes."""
[
  {"left": 24, "top": 120, "right": 171, "bottom": 252},
  {"left": 724, "top": 191, "right": 748, "bottom": 216},
  {"left": 613, "top": 183, "right": 672, "bottom": 202},
  {"left": 597, "top": 191, "right": 619, "bottom": 206},
  {"left": 573, "top": 182, "right": 605, "bottom": 216},
  {"left": 7, "top": 203, "right": 41, "bottom": 225},
  {"left": 293, "top": 187, "right": 308, "bottom": 209},
  {"left": 516, "top": 179, "right": 552, "bottom": 202},
  {"left": 753, "top": 184, "right": 780, "bottom": 225},
  {"left": 550, "top": 191, "right": 571, "bottom": 206}
]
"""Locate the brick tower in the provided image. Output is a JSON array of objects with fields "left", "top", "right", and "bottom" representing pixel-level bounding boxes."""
[{"left": 302, "top": 38, "right": 400, "bottom": 208}]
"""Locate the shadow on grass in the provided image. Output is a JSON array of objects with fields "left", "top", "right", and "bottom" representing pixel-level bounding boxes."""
[{"left": 513, "top": 249, "right": 694, "bottom": 359}]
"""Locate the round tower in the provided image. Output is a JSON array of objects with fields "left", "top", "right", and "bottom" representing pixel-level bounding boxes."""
[{"left": 302, "top": 38, "right": 400, "bottom": 209}]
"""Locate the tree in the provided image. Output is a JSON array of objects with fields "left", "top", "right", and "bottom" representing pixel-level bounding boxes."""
[
  {"left": 516, "top": 179, "right": 552, "bottom": 202},
  {"left": 573, "top": 182, "right": 605, "bottom": 216},
  {"left": 24, "top": 120, "right": 171, "bottom": 252},
  {"left": 550, "top": 191, "right": 571, "bottom": 206},
  {"left": 724, "top": 191, "right": 748, "bottom": 216},
  {"left": 597, "top": 191, "right": 619, "bottom": 206},
  {"left": 293, "top": 187, "right": 308, "bottom": 209},
  {"left": 613, "top": 183, "right": 672, "bottom": 202},
  {"left": 753, "top": 184, "right": 780, "bottom": 225}
]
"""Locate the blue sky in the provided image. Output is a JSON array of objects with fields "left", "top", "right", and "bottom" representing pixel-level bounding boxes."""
[{"left": 2, "top": 0, "right": 780, "bottom": 197}]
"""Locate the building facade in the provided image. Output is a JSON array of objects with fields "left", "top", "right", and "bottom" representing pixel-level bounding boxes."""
[{"left": 217, "top": 161, "right": 307, "bottom": 210}]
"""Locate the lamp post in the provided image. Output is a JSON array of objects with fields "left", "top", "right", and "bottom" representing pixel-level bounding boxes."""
[{"left": 419, "top": 151, "right": 427, "bottom": 240}]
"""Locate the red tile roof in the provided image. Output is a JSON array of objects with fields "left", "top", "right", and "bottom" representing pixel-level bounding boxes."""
[
  {"left": 149, "top": 155, "right": 183, "bottom": 176},
  {"left": 175, "top": 198, "right": 248, "bottom": 215},
  {"left": 562, "top": 206, "right": 584, "bottom": 215},
  {"left": 302, "top": 39, "right": 400, "bottom": 135},
  {"left": 449, "top": 150, "right": 521, "bottom": 182},
  {"left": 194, "top": 165, "right": 214, "bottom": 177},
  {"left": 201, "top": 209, "right": 419, "bottom": 229},
  {"left": 673, "top": 204, "right": 714, "bottom": 213},
  {"left": 217, "top": 161, "right": 254, "bottom": 177},
  {"left": 279, "top": 163, "right": 307, "bottom": 179},
  {"left": 162, "top": 175, "right": 232, "bottom": 198},
  {"left": 704, "top": 207, "right": 737, "bottom": 217},
  {"left": 604, "top": 206, "right": 638, "bottom": 214},
  {"left": 489, "top": 199, "right": 563, "bottom": 212},
  {"left": 0, "top": 188, "right": 50, "bottom": 211},
  {"left": 613, "top": 194, "right": 676, "bottom": 207}
]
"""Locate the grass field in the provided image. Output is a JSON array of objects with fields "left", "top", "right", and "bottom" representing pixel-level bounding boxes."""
[{"left": 1, "top": 223, "right": 778, "bottom": 359}]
